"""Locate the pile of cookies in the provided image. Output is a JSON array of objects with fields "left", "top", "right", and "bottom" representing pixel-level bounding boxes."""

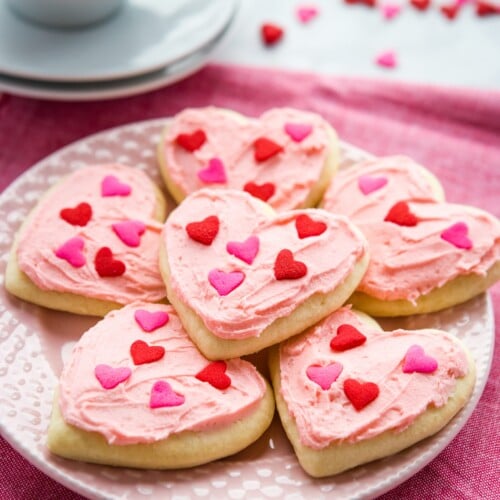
[{"left": 5, "top": 107, "right": 499, "bottom": 478}]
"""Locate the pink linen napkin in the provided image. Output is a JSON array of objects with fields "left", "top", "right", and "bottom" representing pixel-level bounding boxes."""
[{"left": 0, "top": 63, "right": 499, "bottom": 500}]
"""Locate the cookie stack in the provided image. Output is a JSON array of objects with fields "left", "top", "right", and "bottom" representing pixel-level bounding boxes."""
[{"left": 5, "top": 107, "right": 499, "bottom": 477}]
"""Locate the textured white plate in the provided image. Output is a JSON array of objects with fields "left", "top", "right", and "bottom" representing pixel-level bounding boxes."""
[
  {"left": 0, "top": 119, "right": 494, "bottom": 500},
  {"left": 0, "top": 0, "right": 237, "bottom": 83}
]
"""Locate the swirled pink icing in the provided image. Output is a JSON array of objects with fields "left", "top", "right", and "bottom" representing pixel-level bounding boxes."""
[
  {"left": 321, "top": 156, "right": 443, "bottom": 222},
  {"left": 16, "top": 164, "right": 166, "bottom": 304},
  {"left": 161, "top": 107, "right": 335, "bottom": 211},
  {"left": 357, "top": 201, "right": 500, "bottom": 302},
  {"left": 164, "top": 189, "right": 368, "bottom": 339},
  {"left": 58, "top": 303, "right": 267, "bottom": 445},
  {"left": 279, "top": 307, "right": 469, "bottom": 449}
]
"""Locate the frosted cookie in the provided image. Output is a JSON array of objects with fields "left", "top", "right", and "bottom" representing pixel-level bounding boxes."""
[
  {"left": 321, "top": 156, "right": 500, "bottom": 315},
  {"left": 47, "top": 303, "right": 274, "bottom": 469},
  {"left": 160, "top": 188, "right": 369, "bottom": 360},
  {"left": 321, "top": 155, "right": 444, "bottom": 221},
  {"left": 269, "top": 307, "right": 476, "bottom": 477},
  {"left": 5, "top": 164, "right": 168, "bottom": 316},
  {"left": 157, "top": 107, "right": 339, "bottom": 211}
]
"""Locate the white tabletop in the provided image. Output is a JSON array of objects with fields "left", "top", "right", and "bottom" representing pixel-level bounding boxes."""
[{"left": 211, "top": 0, "right": 500, "bottom": 90}]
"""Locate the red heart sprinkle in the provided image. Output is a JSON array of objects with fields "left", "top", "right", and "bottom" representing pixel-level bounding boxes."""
[
  {"left": 410, "top": 0, "right": 430, "bottom": 10},
  {"left": 384, "top": 201, "right": 418, "bottom": 226},
  {"left": 344, "top": 0, "right": 377, "bottom": 6},
  {"left": 440, "top": 3, "right": 460, "bottom": 19},
  {"left": 476, "top": 1, "right": 500, "bottom": 16},
  {"left": 186, "top": 215, "right": 220, "bottom": 245},
  {"left": 344, "top": 379, "right": 379, "bottom": 411},
  {"left": 295, "top": 214, "right": 327, "bottom": 239},
  {"left": 175, "top": 129, "right": 207, "bottom": 152},
  {"left": 330, "top": 324, "right": 367, "bottom": 351},
  {"left": 253, "top": 137, "right": 284, "bottom": 162},
  {"left": 130, "top": 340, "right": 165, "bottom": 365},
  {"left": 195, "top": 361, "right": 231, "bottom": 390},
  {"left": 274, "top": 249, "right": 307, "bottom": 280},
  {"left": 243, "top": 182, "right": 276, "bottom": 202},
  {"left": 60, "top": 202, "right": 92, "bottom": 226},
  {"left": 94, "top": 247, "right": 126, "bottom": 277},
  {"left": 261, "top": 23, "right": 284, "bottom": 46}
]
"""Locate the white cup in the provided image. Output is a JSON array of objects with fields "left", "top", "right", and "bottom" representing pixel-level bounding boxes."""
[{"left": 7, "top": 0, "right": 125, "bottom": 28}]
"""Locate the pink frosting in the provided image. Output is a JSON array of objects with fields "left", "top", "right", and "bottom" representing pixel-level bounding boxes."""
[
  {"left": 322, "top": 156, "right": 442, "bottom": 222},
  {"left": 279, "top": 308, "right": 469, "bottom": 449},
  {"left": 17, "top": 164, "right": 166, "bottom": 304},
  {"left": 357, "top": 201, "right": 500, "bottom": 302},
  {"left": 161, "top": 107, "right": 334, "bottom": 211},
  {"left": 164, "top": 189, "right": 368, "bottom": 339},
  {"left": 58, "top": 303, "right": 267, "bottom": 445}
]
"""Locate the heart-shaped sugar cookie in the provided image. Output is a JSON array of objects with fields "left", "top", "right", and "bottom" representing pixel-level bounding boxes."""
[
  {"left": 158, "top": 107, "right": 339, "bottom": 211},
  {"left": 7, "top": 164, "right": 167, "bottom": 316},
  {"left": 270, "top": 307, "right": 475, "bottom": 477},
  {"left": 161, "top": 189, "right": 368, "bottom": 359}
]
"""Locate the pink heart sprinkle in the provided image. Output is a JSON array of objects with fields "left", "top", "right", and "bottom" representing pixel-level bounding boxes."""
[
  {"left": 197, "top": 157, "right": 227, "bottom": 184},
  {"left": 208, "top": 269, "right": 245, "bottom": 296},
  {"left": 101, "top": 175, "right": 132, "bottom": 197},
  {"left": 226, "top": 236, "right": 260, "bottom": 265},
  {"left": 306, "top": 363, "right": 343, "bottom": 390},
  {"left": 150, "top": 381, "right": 185, "bottom": 408},
  {"left": 284, "top": 122, "right": 313, "bottom": 142},
  {"left": 382, "top": 3, "right": 402, "bottom": 19},
  {"left": 297, "top": 5, "right": 319, "bottom": 23},
  {"left": 358, "top": 175, "right": 388, "bottom": 195},
  {"left": 403, "top": 345, "right": 438, "bottom": 374},
  {"left": 54, "top": 237, "right": 86, "bottom": 268},
  {"left": 134, "top": 309, "right": 170, "bottom": 332},
  {"left": 95, "top": 364, "right": 131, "bottom": 389},
  {"left": 112, "top": 220, "right": 146, "bottom": 247},
  {"left": 440, "top": 222, "right": 473, "bottom": 249},
  {"left": 376, "top": 50, "right": 397, "bottom": 68}
]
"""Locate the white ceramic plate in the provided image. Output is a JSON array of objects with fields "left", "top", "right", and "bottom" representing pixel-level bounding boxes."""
[
  {"left": 0, "top": 119, "right": 494, "bottom": 500},
  {"left": 0, "top": 0, "right": 237, "bottom": 83}
]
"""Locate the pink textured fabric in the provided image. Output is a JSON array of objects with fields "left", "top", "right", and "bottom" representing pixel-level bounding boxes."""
[{"left": 0, "top": 63, "right": 499, "bottom": 499}]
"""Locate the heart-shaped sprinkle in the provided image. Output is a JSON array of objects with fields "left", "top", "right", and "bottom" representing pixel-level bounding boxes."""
[
  {"left": 208, "top": 269, "right": 245, "bottom": 296},
  {"left": 476, "top": 1, "right": 500, "bottom": 16},
  {"left": 130, "top": 340, "right": 165, "bottom": 365},
  {"left": 376, "top": 50, "right": 398, "bottom": 68},
  {"left": 403, "top": 345, "right": 438, "bottom": 374},
  {"left": 197, "top": 157, "right": 227, "bottom": 184},
  {"left": 344, "top": 0, "right": 376, "bottom": 6},
  {"left": 94, "top": 364, "right": 131, "bottom": 390},
  {"left": 358, "top": 175, "right": 388, "bottom": 195},
  {"left": 344, "top": 379, "right": 379, "bottom": 411},
  {"left": 440, "top": 222, "right": 472, "bottom": 249},
  {"left": 253, "top": 137, "right": 284, "bottom": 162},
  {"left": 410, "top": 0, "right": 430, "bottom": 10},
  {"left": 243, "top": 182, "right": 276, "bottom": 202},
  {"left": 226, "top": 236, "right": 260, "bottom": 264},
  {"left": 150, "top": 380, "right": 185, "bottom": 408},
  {"left": 381, "top": 3, "right": 401, "bottom": 19},
  {"left": 384, "top": 201, "right": 418, "bottom": 226},
  {"left": 186, "top": 215, "right": 219, "bottom": 246},
  {"left": 284, "top": 122, "right": 313, "bottom": 142},
  {"left": 54, "top": 237, "right": 86, "bottom": 268},
  {"left": 59, "top": 202, "right": 92, "bottom": 226},
  {"left": 101, "top": 175, "right": 132, "bottom": 197},
  {"left": 274, "top": 249, "right": 307, "bottom": 280},
  {"left": 175, "top": 129, "right": 207, "bottom": 152},
  {"left": 94, "top": 247, "right": 126, "bottom": 277},
  {"left": 330, "top": 324, "right": 367, "bottom": 351},
  {"left": 440, "top": 3, "right": 461, "bottom": 19},
  {"left": 306, "top": 363, "right": 343, "bottom": 390},
  {"left": 134, "top": 309, "right": 170, "bottom": 332},
  {"left": 295, "top": 214, "right": 327, "bottom": 239},
  {"left": 112, "top": 220, "right": 146, "bottom": 247},
  {"left": 195, "top": 361, "right": 232, "bottom": 390},
  {"left": 261, "top": 23, "right": 284, "bottom": 46},
  {"left": 296, "top": 6, "right": 319, "bottom": 23}
]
